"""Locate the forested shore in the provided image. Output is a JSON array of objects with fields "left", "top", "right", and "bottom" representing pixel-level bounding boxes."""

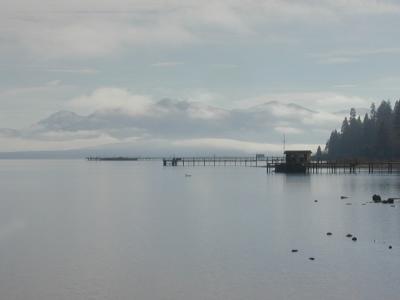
[{"left": 324, "top": 100, "right": 400, "bottom": 159}]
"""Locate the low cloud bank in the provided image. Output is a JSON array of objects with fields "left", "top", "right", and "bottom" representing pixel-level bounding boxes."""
[{"left": 0, "top": 88, "right": 360, "bottom": 155}]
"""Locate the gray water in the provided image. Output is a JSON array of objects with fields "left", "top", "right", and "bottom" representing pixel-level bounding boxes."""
[{"left": 0, "top": 160, "right": 399, "bottom": 300}]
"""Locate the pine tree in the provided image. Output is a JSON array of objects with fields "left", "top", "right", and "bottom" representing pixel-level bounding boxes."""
[
  {"left": 325, "top": 100, "right": 400, "bottom": 159},
  {"left": 375, "top": 101, "right": 392, "bottom": 158},
  {"left": 393, "top": 100, "right": 400, "bottom": 154},
  {"left": 316, "top": 146, "right": 322, "bottom": 161}
]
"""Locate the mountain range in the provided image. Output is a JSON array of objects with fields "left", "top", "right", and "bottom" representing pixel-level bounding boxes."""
[{"left": 0, "top": 99, "right": 363, "bottom": 158}]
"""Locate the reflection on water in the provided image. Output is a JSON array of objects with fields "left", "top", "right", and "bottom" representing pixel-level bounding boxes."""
[{"left": 0, "top": 160, "right": 399, "bottom": 300}]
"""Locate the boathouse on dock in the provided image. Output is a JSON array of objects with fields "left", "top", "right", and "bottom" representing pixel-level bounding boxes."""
[
  {"left": 275, "top": 150, "right": 312, "bottom": 173},
  {"left": 284, "top": 150, "right": 312, "bottom": 164}
]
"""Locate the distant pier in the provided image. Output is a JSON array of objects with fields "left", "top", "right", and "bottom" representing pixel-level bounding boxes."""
[
  {"left": 87, "top": 156, "right": 139, "bottom": 161},
  {"left": 87, "top": 156, "right": 161, "bottom": 161}
]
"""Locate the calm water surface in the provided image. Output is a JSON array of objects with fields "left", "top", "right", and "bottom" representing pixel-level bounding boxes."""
[{"left": 0, "top": 160, "right": 399, "bottom": 300}]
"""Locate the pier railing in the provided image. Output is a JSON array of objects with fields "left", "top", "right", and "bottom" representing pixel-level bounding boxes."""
[
  {"left": 162, "top": 156, "right": 400, "bottom": 173},
  {"left": 162, "top": 156, "right": 285, "bottom": 167},
  {"left": 87, "top": 156, "right": 400, "bottom": 173},
  {"left": 305, "top": 160, "right": 400, "bottom": 174}
]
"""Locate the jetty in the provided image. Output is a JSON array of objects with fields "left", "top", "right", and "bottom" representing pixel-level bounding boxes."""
[
  {"left": 162, "top": 156, "right": 285, "bottom": 167},
  {"left": 86, "top": 154, "right": 400, "bottom": 174},
  {"left": 162, "top": 155, "right": 400, "bottom": 174},
  {"left": 87, "top": 156, "right": 139, "bottom": 161}
]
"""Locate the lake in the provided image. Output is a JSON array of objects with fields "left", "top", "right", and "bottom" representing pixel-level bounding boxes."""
[{"left": 0, "top": 160, "right": 399, "bottom": 300}]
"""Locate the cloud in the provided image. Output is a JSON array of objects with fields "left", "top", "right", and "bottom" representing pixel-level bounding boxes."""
[
  {"left": 47, "top": 67, "right": 98, "bottom": 74},
  {"left": 0, "top": 88, "right": 364, "bottom": 153},
  {"left": 0, "top": 132, "right": 118, "bottom": 152},
  {"left": 210, "top": 63, "right": 238, "bottom": 69},
  {"left": 235, "top": 92, "right": 370, "bottom": 112},
  {"left": 314, "top": 47, "right": 400, "bottom": 65},
  {"left": 49, "top": 89, "right": 364, "bottom": 137},
  {"left": 301, "top": 111, "right": 344, "bottom": 126},
  {"left": 370, "top": 76, "right": 400, "bottom": 91},
  {"left": 332, "top": 84, "right": 358, "bottom": 89},
  {"left": 1, "top": 1, "right": 399, "bottom": 154},
  {"left": 0, "top": 219, "right": 25, "bottom": 242},
  {"left": 274, "top": 126, "right": 303, "bottom": 134},
  {"left": 68, "top": 87, "right": 153, "bottom": 115},
  {"left": 3, "top": 0, "right": 400, "bottom": 58},
  {"left": 0, "top": 80, "right": 73, "bottom": 98},
  {"left": 5, "top": 14, "right": 196, "bottom": 58},
  {"left": 173, "top": 138, "right": 319, "bottom": 154},
  {"left": 151, "top": 61, "right": 184, "bottom": 67},
  {"left": 318, "top": 57, "right": 359, "bottom": 65}
]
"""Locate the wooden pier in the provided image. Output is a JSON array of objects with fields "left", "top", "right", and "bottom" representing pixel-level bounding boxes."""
[
  {"left": 87, "top": 156, "right": 160, "bottom": 161},
  {"left": 87, "top": 156, "right": 138, "bottom": 161},
  {"left": 162, "top": 156, "right": 285, "bottom": 168},
  {"left": 162, "top": 156, "right": 400, "bottom": 174},
  {"left": 305, "top": 161, "right": 400, "bottom": 174}
]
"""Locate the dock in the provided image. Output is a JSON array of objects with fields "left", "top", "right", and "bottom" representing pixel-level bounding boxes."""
[
  {"left": 86, "top": 155, "right": 400, "bottom": 174},
  {"left": 305, "top": 160, "right": 400, "bottom": 174},
  {"left": 87, "top": 156, "right": 139, "bottom": 161},
  {"left": 162, "top": 156, "right": 285, "bottom": 168},
  {"left": 162, "top": 156, "right": 400, "bottom": 174}
]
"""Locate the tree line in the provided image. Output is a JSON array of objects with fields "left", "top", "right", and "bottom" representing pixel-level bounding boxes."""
[{"left": 324, "top": 100, "right": 400, "bottom": 160}]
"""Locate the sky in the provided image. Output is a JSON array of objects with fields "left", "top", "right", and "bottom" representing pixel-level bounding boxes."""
[{"left": 1, "top": 0, "right": 400, "bottom": 154}]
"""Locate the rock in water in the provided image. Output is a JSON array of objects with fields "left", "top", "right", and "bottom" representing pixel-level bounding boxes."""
[
  {"left": 372, "top": 194, "right": 382, "bottom": 203},
  {"left": 352, "top": 237, "right": 357, "bottom": 242},
  {"left": 341, "top": 196, "right": 349, "bottom": 199},
  {"left": 309, "top": 257, "right": 315, "bottom": 261},
  {"left": 326, "top": 232, "right": 332, "bottom": 236},
  {"left": 291, "top": 249, "right": 298, "bottom": 253},
  {"left": 382, "top": 198, "right": 394, "bottom": 204},
  {"left": 346, "top": 234, "right": 353, "bottom": 238}
]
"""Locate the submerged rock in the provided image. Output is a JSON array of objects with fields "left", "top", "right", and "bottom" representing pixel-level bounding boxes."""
[
  {"left": 346, "top": 234, "right": 353, "bottom": 238},
  {"left": 309, "top": 257, "right": 315, "bottom": 261},
  {"left": 352, "top": 237, "right": 358, "bottom": 242},
  {"left": 326, "top": 232, "right": 332, "bottom": 236},
  {"left": 341, "top": 196, "right": 349, "bottom": 199},
  {"left": 389, "top": 245, "right": 393, "bottom": 249}
]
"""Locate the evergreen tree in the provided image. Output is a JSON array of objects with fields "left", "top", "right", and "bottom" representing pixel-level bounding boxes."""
[
  {"left": 362, "top": 113, "right": 373, "bottom": 157},
  {"left": 325, "top": 100, "right": 400, "bottom": 160},
  {"left": 325, "top": 129, "right": 340, "bottom": 158},
  {"left": 393, "top": 100, "right": 400, "bottom": 153},
  {"left": 316, "top": 146, "right": 322, "bottom": 160},
  {"left": 375, "top": 101, "right": 392, "bottom": 158}
]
